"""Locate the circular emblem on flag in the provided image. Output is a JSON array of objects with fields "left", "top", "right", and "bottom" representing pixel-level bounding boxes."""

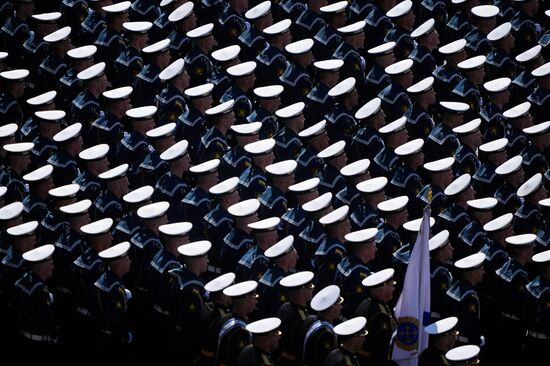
[{"left": 395, "top": 316, "right": 419, "bottom": 351}]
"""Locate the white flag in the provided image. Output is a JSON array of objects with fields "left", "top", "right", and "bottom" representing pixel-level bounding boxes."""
[{"left": 391, "top": 205, "right": 431, "bottom": 366}]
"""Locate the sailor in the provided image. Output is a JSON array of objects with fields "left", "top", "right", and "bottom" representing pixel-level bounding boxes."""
[
  {"left": 390, "top": 139, "right": 424, "bottom": 214},
  {"left": 39, "top": 184, "right": 79, "bottom": 245},
  {"left": 257, "top": 235, "right": 299, "bottom": 317},
  {"left": 445, "top": 253, "right": 486, "bottom": 346},
  {"left": 429, "top": 231, "right": 455, "bottom": 322},
  {"left": 215, "top": 280, "right": 258, "bottom": 366},
  {"left": 293, "top": 0, "right": 325, "bottom": 40},
  {"left": 472, "top": 137, "right": 508, "bottom": 197},
  {"left": 0, "top": 69, "right": 29, "bottom": 127},
  {"left": 494, "top": 234, "right": 537, "bottom": 364},
  {"left": 58, "top": 45, "right": 96, "bottom": 113},
  {"left": 220, "top": 199, "right": 259, "bottom": 274},
  {"left": 74, "top": 144, "right": 109, "bottom": 201},
  {"left": 350, "top": 97, "right": 385, "bottom": 162},
  {"left": 169, "top": 240, "right": 210, "bottom": 362},
  {"left": 21, "top": 12, "right": 57, "bottom": 84},
  {"left": 306, "top": 59, "right": 343, "bottom": 124},
  {"left": 114, "top": 185, "right": 153, "bottom": 243},
  {"left": 14, "top": 244, "right": 58, "bottom": 362},
  {"left": 521, "top": 121, "right": 549, "bottom": 178},
  {"left": 218, "top": 123, "right": 258, "bottom": 181},
  {"left": 323, "top": 316, "right": 368, "bottom": 366},
  {"left": 0, "top": 202, "right": 25, "bottom": 263},
  {"left": 277, "top": 271, "right": 315, "bottom": 365},
  {"left": 195, "top": 272, "right": 235, "bottom": 366},
  {"left": 279, "top": 38, "right": 314, "bottom": 105},
  {"left": 20, "top": 90, "right": 57, "bottom": 142},
  {"left": 237, "top": 317, "right": 282, "bottom": 366},
  {"left": 197, "top": 100, "right": 234, "bottom": 162},
  {"left": 417, "top": 157, "right": 454, "bottom": 216},
  {"left": 47, "top": 123, "right": 82, "bottom": 186},
  {"left": 419, "top": 317, "right": 459, "bottom": 366},
  {"left": 94, "top": 1, "right": 129, "bottom": 82},
  {"left": 132, "top": 39, "right": 172, "bottom": 107},
  {"left": 239, "top": 138, "right": 275, "bottom": 200},
  {"left": 351, "top": 177, "right": 386, "bottom": 230},
  {"left": 0, "top": 124, "right": 17, "bottom": 173},
  {"left": 295, "top": 120, "right": 329, "bottom": 182},
  {"left": 514, "top": 173, "right": 546, "bottom": 235},
  {"left": 1, "top": 142, "right": 33, "bottom": 203},
  {"left": 31, "top": 110, "right": 62, "bottom": 168},
  {"left": 464, "top": 5, "right": 498, "bottom": 57},
  {"left": 221, "top": 61, "right": 256, "bottom": 125},
  {"left": 480, "top": 77, "right": 510, "bottom": 142},
  {"left": 273, "top": 102, "right": 305, "bottom": 162},
  {"left": 0, "top": 0, "right": 32, "bottom": 67},
  {"left": 179, "top": 83, "right": 213, "bottom": 162},
  {"left": 378, "top": 59, "right": 413, "bottom": 122},
  {"left": 256, "top": 19, "right": 291, "bottom": 86},
  {"left": 114, "top": 105, "right": 156, "bottom": 185},
  {"left": 216, "top": 0, "right": 248, "bottom": 47},
  {"left": 364, "top": 41, "right": 395, "bottom": 101},
  {"left": 236, "top": 216, "right": 280, "bottom": 282},
  {"left": 155, "top": 140, "right": 191, "bottom": 221},
  {"left": 317, "top": 140, "right": 347, "bottom": 196},
  {"left": 92, "top": 241, "right": 133, "bottom": 362},
  {"left": 333, "top": 21, "right": 366, "bottom": 90},
  {"left": 363, "top": 0, "right": 394, "bottom": 49},
  {"left": 259, "top": 160, "right": 297, "bottom": 219},
  {"left": 93, "top": 163, "right": 129, "bottom": 221},
  {"left": 313, "top": 1, "right": 347, "bottom": 61},
  {"left": 485, "top": 22, "right": 517, "bottom": 80},
  {"left": 425, "top": 101, "right": 467, "bottom": 160},
  {"left": 355, "top": 268, "right": 397, "bottom": 366},
  {"left": 22, "top": 164, "right": 54, "bottom": 223},
  {"left": 38, "top": 26, "right": 72, "bottom": 93},
  {"left": 71, "top": 62, "right": 106, "bottom": 132},
  {"left": 114, "top": 21, "right": 150, "bottom": 87},
  {"left": 298, "top": 192, "right": 332, "bottom": 272},
  {"left": 335, "top": 228, "right": 377, "bottom": 319},
  {"left": 204, "top": 177, "right": 239, "bottom": 276},
  {"left": 456, "top": 197, "right": 498, "bottom": 259},
  {"left": 503, "top": 101, "right": 533, "bottom": 157},
  {"left": 325, "top": 77, "right": 359, "bottom": 148},
  {"left": 140, "top": 123, "right": 176, "bottom": 186},
  {"left": 184, "top": 23, "right": 215, "bottom": 86},
  {"left": 524, "top": 249, "right": 550, "bottom": 365},
  {"left": 452, "top": 55, "right": 486, "bottom": 120},
  {"left": 79, "top": 0, "right": 107, "bottom": 46},
  {"left": 374, "top": 196, "right": 408, "bottom": 271},
  {"left": 528, "top": 61, "right": 550, "bottom": 124},
  {"left": 385, "top": 0, "right": 416, "bottom": 60},
  {"left": 238, "top": 1, "right": 270, "bottom": 61},
  {"left": 314, "top": 205, "right": 350, "bottom": 290},
  {"left": 301, "top": 285, "right": 341, "bottom": 366},
  {"left": 409, "top": 19, "right": 439, "bottom": 82},
  {"left": 494, "top": 155, "right": 525, "bottom": 216},
  {"left": 335, "top": 159, "right": 370, "bottom": 211},
  {"left": 70, "top": 218, "right": 113, "bottom": 351},
  {"left": 373, "top": 117, "right": 408, "bottom": 179},
  {"left": 444, "top": 0, "right": 473, "bottom": 42},
  {"left": 510, "top": 45, "right": 544, "bottom": 106},
  {"left": 432, "top": 39, "right": 466, "bottom": 101},
  {"left": 247, "top": 85, "right": 282, "bottom": 139},
  {"left": 511, "top": 0, "right": 541, "bottom": 54},
  {"left": 209, "top": 45, "right": 241, "bottom": 104},
  {"left": 181, "top": 159, "right": 220, "bottom": 240},
  {"left": 166, "top": 2, "right": 196, "bottom": 60},
  {"left": 281, "top": 177, "right": 320, "bottom": 240},
  {"left": 88, "top": 86, "right": 131, "bottom": 151}
]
